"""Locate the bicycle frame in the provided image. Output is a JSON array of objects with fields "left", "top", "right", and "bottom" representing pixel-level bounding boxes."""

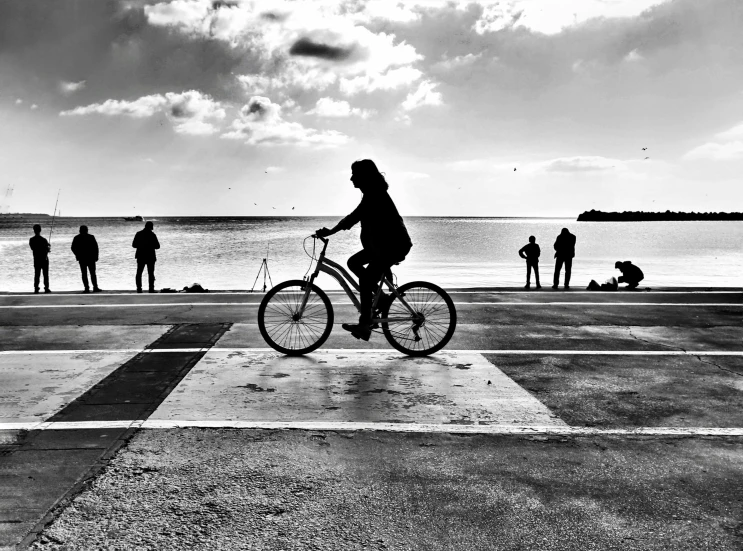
[{"left": 298, "top": 237, "right": 416, "bottom": 323}]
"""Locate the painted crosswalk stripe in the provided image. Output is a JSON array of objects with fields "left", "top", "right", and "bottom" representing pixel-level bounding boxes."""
[
  {"left": 2, "top": 348, "right": 742, "bottom": 355},
  {"left": 0, "top": 302, "right": 740, "bottom": 308}
]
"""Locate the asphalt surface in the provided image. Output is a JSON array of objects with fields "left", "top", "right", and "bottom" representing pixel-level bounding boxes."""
[
  {"left": 29, "top": 431, "right": 743, "bottom": 551},
  {"left": 0, "top": 288, "right": 741, "bottom": 550}
]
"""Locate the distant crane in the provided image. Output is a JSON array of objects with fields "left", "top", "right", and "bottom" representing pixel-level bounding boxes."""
[{"left": 0, "top": 184, "right": 13, "bottom": 214}]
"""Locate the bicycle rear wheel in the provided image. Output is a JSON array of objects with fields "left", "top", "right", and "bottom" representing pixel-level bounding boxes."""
[
  {"left": 381, "top": 281, "right": 456, "bottom": 356},
  {"left": 258, "top": 279, "right": 334, "bottom": 355}
]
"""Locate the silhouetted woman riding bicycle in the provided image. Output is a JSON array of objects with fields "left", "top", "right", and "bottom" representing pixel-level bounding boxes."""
[{"left": 315, "top": 159, "right": 412, "bottom": 341}]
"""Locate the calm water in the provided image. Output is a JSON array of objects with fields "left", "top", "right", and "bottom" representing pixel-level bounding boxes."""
[{"left": 1, "top": 217, "right": 741, "bottom": 292}]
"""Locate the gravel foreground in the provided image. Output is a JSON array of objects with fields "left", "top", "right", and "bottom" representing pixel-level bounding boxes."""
[{"left": 31, "top": 429, "right": 743, "bottom": 551}]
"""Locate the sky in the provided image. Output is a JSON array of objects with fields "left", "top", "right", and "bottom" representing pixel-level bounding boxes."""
[{"left": 1, "top": 0, "right": 742, "bottom": 217}]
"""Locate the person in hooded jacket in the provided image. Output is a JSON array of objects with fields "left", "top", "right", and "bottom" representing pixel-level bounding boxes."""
[
  {"left": 615, "top": 260, "right": 644, "bottom": 289},
  {"left": 71, "top": 225, "right": 101, "bottom": 293},
  {"left": 315, "top": 159, "right": 412, "bottom": 341}
]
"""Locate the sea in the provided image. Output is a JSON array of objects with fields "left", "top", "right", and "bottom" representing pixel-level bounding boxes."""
[{"left": 1, "top": 217, "right": 741, "bottom": 292}]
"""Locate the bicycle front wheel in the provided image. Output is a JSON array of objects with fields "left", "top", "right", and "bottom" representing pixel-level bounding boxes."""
[
  {"left": 258, "top": 280, "right": 334, "bottom": 355},
  {"left": 381, "top": 281, "right": 457, "bottom": 356}
]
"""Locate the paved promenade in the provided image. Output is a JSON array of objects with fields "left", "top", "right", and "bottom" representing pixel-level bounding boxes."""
[{"left": 1, "top": 288, "right": 742, "bottom": 550}]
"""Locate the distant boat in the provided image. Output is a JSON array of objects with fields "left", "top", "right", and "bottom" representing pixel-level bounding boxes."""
[{"left": 123, "top": 215, "right": 144, "bottom": 222}]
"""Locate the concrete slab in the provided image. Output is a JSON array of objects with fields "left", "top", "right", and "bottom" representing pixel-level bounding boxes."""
[
  {"left": 149, "top": 323, "right": 230, "bottom": 348},
  {"left": 117, "top": 352, "right": 202, "bottom": 374},
  {"left": 19, "top": 429, "right": 124, "bottom": 451},
  {"left": 0, "top": 352, "right": 135, "bottom": 424},
  {"left": 215, "top": 322, "right": 743, "bottom": 352},
  {"left": 490, "top": 354, "right": 743, "bottom": 427},
  {"left": 30, "top": 430, "right": 743, "bottom": 551},
  {"left": 0, "top": 449, "right": 102, "bottom": 548},
  {"left": 0, "top": 325, "right": 171, "bottom": 352},
  {"left": 80, "top": 371, "right": 172, "bottom": 405},
  {"left": 150, "top": 350, "right": 565, "bottom": 426}
]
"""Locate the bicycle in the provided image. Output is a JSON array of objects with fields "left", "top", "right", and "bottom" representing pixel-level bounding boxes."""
[{"left": 257, "top": 235, "right": 457, "bottom": 356}]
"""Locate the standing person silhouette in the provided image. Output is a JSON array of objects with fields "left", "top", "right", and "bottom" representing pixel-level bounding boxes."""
[
  {"left": 315, "top": 159, "right": 412, "bottom": 341},
  {"left": 29, "top": 224, "right": 51, "bottom": 294},
  {"left": 552, "top": 227, "right": 576, "bottom": 289},
  {"left": 518, "top": 235, "right": 541, "bottom": 289},
  {"left": 71, "top": 225, "right": 101, "bottom": 293},
  {"left": 132, "top": 221, "right": 160, "bottom": 293}
]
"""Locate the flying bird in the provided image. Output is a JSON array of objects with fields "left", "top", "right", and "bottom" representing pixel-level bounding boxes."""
[
  {"left": 642, "top": 147, "right": 647, "bottom": 150},
  {"left": 292, "top": 207, "right": 295, "bottom": 210},
  {"left": 513, "top": 168, "right": 517, "bottom": 171},
  {"left": 644, "top": 156, "right": 650, "bottom": 160}
]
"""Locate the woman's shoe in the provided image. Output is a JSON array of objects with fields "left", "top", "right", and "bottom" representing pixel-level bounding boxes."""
[{"left": 341, "top": 323, "right": 372, "bottom": 341}]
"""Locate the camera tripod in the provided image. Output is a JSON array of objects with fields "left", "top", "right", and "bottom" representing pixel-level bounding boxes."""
[{"left": 250, "top": 257, "right": 273, "bottom": 293}]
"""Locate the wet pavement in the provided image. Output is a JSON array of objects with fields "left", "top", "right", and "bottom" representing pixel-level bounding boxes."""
[{"left": 0, "top": 288, "right": 741, "bottom": 549}]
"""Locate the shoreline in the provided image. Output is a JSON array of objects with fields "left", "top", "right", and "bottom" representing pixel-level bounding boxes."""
[{"left": 0, "top": 286, "right": 740, "bottom": 296}]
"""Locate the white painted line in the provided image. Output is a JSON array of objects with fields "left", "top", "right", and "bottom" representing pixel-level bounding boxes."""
[
  {"left": 0, "top": 348, "right": 205, "bottom": 355},
  {"left": 209, "top": 348, "right": 743, "bottom": 356},
  {"left": 0, "top": 422, "right": 45, "bottom": 431},
  {"left": 1, "top": 348, "right": 742, "bottom": 356},
  {"left": 1, "top": 420, "right": 742, "bottom": 436},
  {"left": 0, "top": 302, "right": 740, "bottom": 309}
]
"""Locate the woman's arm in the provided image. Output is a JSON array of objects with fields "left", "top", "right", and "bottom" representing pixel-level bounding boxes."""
[{"left": 316, "top": 201, "right": 363, "bottom": 237}]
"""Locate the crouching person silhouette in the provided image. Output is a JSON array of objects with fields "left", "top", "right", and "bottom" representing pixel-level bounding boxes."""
[
  {"left": 615, "top": 260, "right": 644, "bottom": 290},
  {"left": 315, "top": 159, "right": 412, "bottom": 341},
  {"left": 132, "top": 221, "right": 160, "bottom": 293}
]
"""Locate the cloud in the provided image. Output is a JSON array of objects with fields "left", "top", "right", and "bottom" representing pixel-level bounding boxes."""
[
  {"left": 222, "top": 95, "right": 349, "bottom": 147},
  {"left": 540, "top": 155, "right": 621, "bottom": 172},
  {"left": 471, "top": 0, "right": 672, "bottom": 36},
  {"left": 60, "top": 90, "right": 225, "bottom": 135},
  {"left": 401, "top": 80, "right": 442, "bottom": 111},
  {"left": 395, "top": 171, "right": 430, "bottom": 180},
  {"left": 289, "top": 37, "right": 355, "bottom": 61},
  {"left": 715, "top": 121, "right": 743, "bottom": 141},
  {"left": 146, "top": 0, "right": 424, "bottom": 100},
  {"left": 624, "top": 49, "right": 643, "bottom": 62},
  {"left": 684, "top": 141, "right": 743, "bottom": 161},
  {"left": 431, "top": 52, "right": 483, "bottom": 72},
  {"left": 165, "top": 90, "right": 226, "bottom": 134},
  {"left": 339, "top": 66, "right": 422, "bottom": 95},
  {"left": 59, "top": 80, "right": 86, "bottom": 95},
  {"left": 265, "top": 166, "right": 285, "bottom": 173},
  {"left": 60, "top": 94, "right": 168, "bottom": 118},
  {"left": 684, "top": 120, "right": 743, "bottom": 160},
  {"left": 307, "top": 97, "right": 374, "bottom": 118},
  {"left": 30, "top": 104, "right": 38, "bottom": 110},
  {"left": 15, "top": 99, "right": 22, "bottom": 105},
  {"left": 237, "top": 66, "right": 338, "bottom": 96}
]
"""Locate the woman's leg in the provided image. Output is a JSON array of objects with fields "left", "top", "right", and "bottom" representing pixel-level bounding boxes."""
[
  {"left": 359, "top": 259, "right": 391, "bottom": 323},
  {"left": 347, "top": 249, "right": 370, "bottom": 281}
]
